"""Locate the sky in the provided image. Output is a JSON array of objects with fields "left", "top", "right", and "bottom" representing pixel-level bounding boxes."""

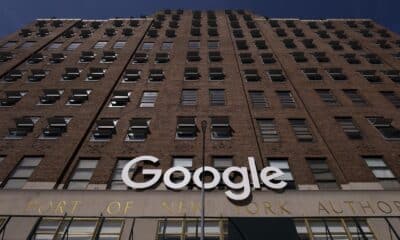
[{"left": 0, "top": 0, "right": 399, "bottom": 37}]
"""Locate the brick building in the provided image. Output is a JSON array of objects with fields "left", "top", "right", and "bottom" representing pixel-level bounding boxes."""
[{"left": 0, "top": 9, "right": 399, "bottom": 239}]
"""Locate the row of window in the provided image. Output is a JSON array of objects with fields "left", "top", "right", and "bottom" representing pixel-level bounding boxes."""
[{"left": 1, "top": 154, "right": 397, "bottom": 191}]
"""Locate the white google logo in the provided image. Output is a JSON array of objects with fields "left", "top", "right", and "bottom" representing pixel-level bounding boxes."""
[{"left": 122, "top": 155, "right": 287, "bottom": 201}]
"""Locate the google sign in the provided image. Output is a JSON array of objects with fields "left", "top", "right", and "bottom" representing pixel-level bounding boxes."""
[{"left": 122, "top": 155, "right": 287, "bottom": 201}]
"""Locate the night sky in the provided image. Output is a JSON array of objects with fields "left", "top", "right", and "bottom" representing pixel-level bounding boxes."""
[{"left": 0, "top": 0, "right": 399, "bottom": 37}]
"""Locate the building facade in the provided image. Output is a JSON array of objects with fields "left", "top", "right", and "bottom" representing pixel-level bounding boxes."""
[{"left": 0, "top": 9, "right": 399, "bottom": 239}]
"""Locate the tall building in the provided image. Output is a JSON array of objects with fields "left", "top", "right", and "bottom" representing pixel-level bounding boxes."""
[{"left": 0, "top": 9, "right": 399, "bottom": 239}]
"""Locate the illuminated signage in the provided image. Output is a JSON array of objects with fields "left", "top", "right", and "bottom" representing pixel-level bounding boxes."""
[{"left": 122, "top": 155, "right": 287, "bottom": 201}]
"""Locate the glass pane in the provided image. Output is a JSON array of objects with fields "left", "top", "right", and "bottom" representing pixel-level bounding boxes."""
[
  {"left": 68, "top": 219, "right": 97, "bottom": 235},
  {"left": 100, "top": 219, "right": 124, "bottom": 234},
  {"left": 373, "top": 169, "right": 395, "bottom": 178},
  {"left": 204, "top": 222, "right": 220, "bottom": 234},
  {"left": 72, "top": 169, "right": 94, "bottom": 180},
  {"left": 173, "top": 158, "right": 193, "bottom": 168},
  {"left": 365, "top": 158, "right": 386, "bottom": 167},
  {"left": 67, "top": 181, "right": 89, "bottom": 190},
  {"left": 3, "top": 179, "right": 26, "bottom": 189},
  {"left": 12, "top": 168, "right": 34, "bottom": 178},
  {"left": 269, "top": 160, "right": 289, "bottom": 169},
  {"left": 164, "top": 221, "right": 182, "bottom": 234},
  {"left": 77, "top": 160, "right": 98, "bottom": 169},
  {"left": 20, "top": 157, "right": 42, "bottom": 167}
]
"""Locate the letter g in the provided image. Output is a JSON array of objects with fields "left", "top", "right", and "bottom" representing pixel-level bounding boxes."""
[{"left": 122, "top": 155, "right": 162, "bottom": 189}]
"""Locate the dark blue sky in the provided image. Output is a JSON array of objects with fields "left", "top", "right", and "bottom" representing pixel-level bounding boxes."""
[{"left": 1, "top": 0, "right": 399, "bottom": 37}]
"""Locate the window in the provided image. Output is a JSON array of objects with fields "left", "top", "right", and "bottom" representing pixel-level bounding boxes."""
[
  {"left": 62, "top": 67, "right": 80, "bottom": 81},
  {"left": 123, "top": 69, "right": 141, "bottom": 82},
  {"left": 67, "top": 158, "right": 98, "bottom": 190},
  {"left": 0, "top": 91, "right": 26, "bottom": 107},
  {"left": 140, "top": 91, "right": 158, "bottom": 107},
  {"left": 367, "top": 116, "right": 400, "bottom": 140},
  {"left": 157, "top": 219, "right": 227, "bottom": 240},
  {"left": 243, "top": 69, "right": 260, "bottom": 82},
  {"left": 327, "top": 68, "right": 347, "bottom": 80},
  {"left": 303, "top": 68, "right": 322, "bottom": 80},
  {"left": 359, "top": 70, "right": 382, "bottom": 83},
  {"left": 28, "top": 69, "right": 48, "bottom": 82},
  {"left": 38, "top": 89, "right": 63, "bottom": 105},
  {"left": 295, "top": 218, "right": 376, "bottom": 239},
  {"left": 268, "top": 69, "right": 286, "bottom": 82},
  {"left": 267, "top": 158, "right": 295, "bottom": 188},
  {"left": 41, "top": 116, "right": 71, "bottom": 139},
  {"left": 255, "top": 40, "right": 267, "bottom": 49},
  {"left": 63, "top": 29, "right": 75, "bottom": 38},
  {"left": 213, "top": 156, "right": 233, "bottom": 170},
  {"left": 349, "top": 40, "right": 362, "bottom": 50},
  {"left": 363, "top": 156, "right": 399, "bottom": 189},
  {"left": 0, "top": 51, "right": 13, "bottom": 62},
  {"left": 80, "top": 51, "right": 95, "bottom": 63},
  {"left": 67, "top": 89, "right": 91, "bottom": 105},
  {"left": 132, "top": 52, "right": 148, "bottom": 63},
  {"left": 316, "top": 30, "right": 330, "bottom": 39},
  {"left": 291, "top": 52, "right": 307, "bottom": 63},
  {"left": 176, "top": 117, "right": 198, "bottom": 139},
  {"left": 187, "top": 51, "right": 201, "bottom": 61},
  {"left": 188, "top": 41, "right": 200, "bottom": 49},
  {"left": 343, "top": 53, "right": 361, "bottom": 64},
  {"left": 80, "top": 29, "right": 91, "bottom": 38},
  {"left": 209, "top": 67, "right": 224, "bottom": 80},
  {"left": 173, "top": 157, "right": 193, "bottom": 168},
  {"left": 236, "top": 40, "right": 248, "bottom": 50},
  {"left": 19, "top": 41, "right": 35, "bottom": 49},
  {"left": 141, "top": 42, "right": 154, "bottom": 50},
  {"left": 276, "top": 28, "right": 287, "bottom": 37},
  {"left": 7, "top": 116, "right": 39, "bottom": 139},
  {"left": 329, "top": 40, "right": 343, "bottom": 50},
  {"left": 3, "top": 69, "right": 23, "bottom": 82},
  {"left": 49, "top": 53, "right": 65, "bottom": 64},
  {"left": 364, "top": 53, "right": 382, "bottom": 64},
  {"left": 277, "top": 91, "right": 296, "bottom": 108},
  {"left": 148, "top": 69, "right": 165, "bottom": 81},
  {"left": 380, "top": 91, "right": 400, "bottom": 108},
  {"left": 289, "top": 119, "right": 313, "bottom": 142},
  {"left": 335, "top": 117, "right": 362, "bottom": 139},
  {"left": 315, "top": 89, "right": 340, "bottom": 106},
  {"left": 343, "top": 89, "right": 367, "bottom": 106},
  {"left": 257, "top": 119, "right": 279, "bottom": 142},
  {"left": 109, "top": 159, "right": 132, "bottom": 189},
  {"left": 261, "top": 53, "right": 276, "bottom": 64},
  {"left": 113, "top": 41, "right": 126, "bottom": 49},
  {"left": 66, "top": 42, "right": 81, "bottom": 51},
  {"left": 2, "top": 156, "right": 42, "bottom": 189},
  {"left": 32, "top": 217, "right": 124, "bottom": 239},
  {"left": 239, "top": 53, "right": 254, "bottom": 64},
  {"left": 249, "top": 91, "right": 268, "bottom": 108},
  {"left": 181, "top": 89, "right": 197, "bottom": 106},
  {"left": 26, "top": 53, "right": 43, "bottom": 64},
  {"left": 302, "top": 39, "right": 315, "bottom": 48},
  {"left": 208, "top": 40, "right": 219, "bottom": 49},
  {"left": 306, "top": 157, "right": 338, "bottom": 189},
  {"left": 127, "top": 118, "right": 150, "bottom": 141},
  {"left": 208, "top": 51, "right": 222, "bottom": 62},
  {"left": 211, "top": 117, "right": 233, "bottom": 140},
  {"left": 101, "top": 51, "right": 117, "bottom": 63},
  {"left": 191, "top": 28, "right": 201, "bottom": 36},
  {"left": 283, "top": 39, "right": 296, "bottom": 48},
  {"left": 155, "top": 53, "right": 169, "bottom": 63},
  {"left": 161, "top": 42, "right": 173, "bottom": 50},
  {"left": 92, "top": 119, "right": 118, "bottom": 141},
  {"left": 184, "top": 67, "right": 200, "bottom": 80},
  {"left": 313, "top": 52, "right": 330, "bottom": 62},
  {"left": 109, "top": 90, "right": 131, "bottom": 107},
  {"left": 86, "top": 68, "right": 106, "bottom": 81},
  {"left": 233, "top": 29, "right": 244, "bottom": 38},
  {"left": 47, "top": 42, "right": 62, "bottom": 50},
  {"left": 384, "top": 70, "right": 400, "bottom": 83},
  {"left": 209, "top": 89, "right": 225, "bottom": 106}
]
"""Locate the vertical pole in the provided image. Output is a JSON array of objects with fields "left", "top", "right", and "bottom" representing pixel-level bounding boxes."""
[{"left": 200, "top": 120, "right": 208, "bottom": 240}]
